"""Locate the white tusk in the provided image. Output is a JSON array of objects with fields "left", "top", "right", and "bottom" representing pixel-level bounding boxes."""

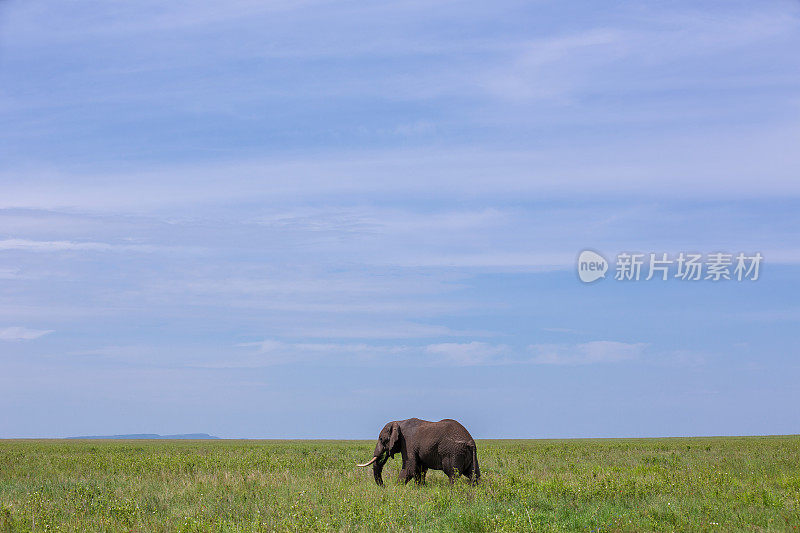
[{"left": 357, "top": 456, "right": 378, "bottom": 467}]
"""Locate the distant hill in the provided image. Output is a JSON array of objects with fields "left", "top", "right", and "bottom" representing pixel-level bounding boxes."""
[{"left": 67, "top": 433, "right": 220, "bottom": 440}]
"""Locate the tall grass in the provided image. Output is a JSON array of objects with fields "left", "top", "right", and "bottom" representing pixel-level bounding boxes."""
[{"left": 1, "top": 437, "right": 799, "bottom": 531}]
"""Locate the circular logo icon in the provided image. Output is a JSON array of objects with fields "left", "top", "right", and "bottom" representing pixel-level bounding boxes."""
[{"left": 577, "top": 250, "right": 608, "bottom": 283}]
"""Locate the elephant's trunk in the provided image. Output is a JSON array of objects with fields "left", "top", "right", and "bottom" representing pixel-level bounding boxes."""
[{"left": 372, "top": 451, "right": 389, "bottom": 486}]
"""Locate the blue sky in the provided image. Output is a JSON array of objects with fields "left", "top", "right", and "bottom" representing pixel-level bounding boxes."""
[{"left": 1, "top": 0, "right": 799, "bottom": 438}]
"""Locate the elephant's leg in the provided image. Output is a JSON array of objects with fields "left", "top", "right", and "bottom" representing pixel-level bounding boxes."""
[
  {"left": 399, "top": 467, "right": 414, "bottom": 484},
  {"left": 442, "top": 457, "right": 456, "bottom": 484},
  {"left": 402, "top": 459, "right": 419, "bottom": 485},
  {"left": 468, "top": 460, "right": 480, "bottom": 486},
  {"left": 412, "top": 462, "right": 426, "bottom": 485},
  {"left": 467, "top": 464, "right": 478, "bottom": 486},
  {"left": 413, "top": 464, "right": 430, "bottom": 485}
]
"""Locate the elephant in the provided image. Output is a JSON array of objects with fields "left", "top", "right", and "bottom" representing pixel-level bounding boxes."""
[{"left": 357, "top": 418, "right": 480, "bottom": 486}]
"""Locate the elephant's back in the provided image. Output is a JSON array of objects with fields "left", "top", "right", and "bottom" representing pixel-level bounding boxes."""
[
  {"left": 436, "top": 419, "right": 476, "bottom": 444},
  {"left": 417, "top": 419, "right": 476, "bottom": 453}
]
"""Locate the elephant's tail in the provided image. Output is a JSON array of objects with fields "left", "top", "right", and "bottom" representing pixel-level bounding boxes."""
[{"left": 470, "top": 443, "right": 480, "bottom": 485}]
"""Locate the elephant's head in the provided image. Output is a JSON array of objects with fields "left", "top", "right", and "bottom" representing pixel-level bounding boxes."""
[{"left": 357, "top": 421, "right": 401, "bottom": 486}]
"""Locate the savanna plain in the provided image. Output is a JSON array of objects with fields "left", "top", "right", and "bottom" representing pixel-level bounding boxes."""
[{"left": 1, "top": 436, "right": 799, "bottom": 532}]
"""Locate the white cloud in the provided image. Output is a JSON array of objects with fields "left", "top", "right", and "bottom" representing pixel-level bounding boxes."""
[
  {"left": 0, "top": 326, "right": 53, "bottom": 341},
  {"left": 67, "top": 346, "right": 151, "bottom": 358},
  {"left": 220, "top": 339, "right": 410, "bottom": 367},
  {"left": 0, "top": 268, "right": 23, "bottom": 279},
  {"left": 174, "top": 274, "right": 459, "bottom": 297},
  {"left": 425, "top": 341, "right": 510, "bottom": 365},
  {"left": 0, "top": 239, "right": 164, "bottom": 253},
  {"left": 3, "top": 123, "right": 799, "bottom": 218},
  {"left": 485, "top": 29, "right": 625, "bottom": 101},
  {"left": 385, "top": 251, "right": 573, "bottom": 269},
  {"left": 484, "top": 10, "right": 799, "bottom": 102},
  {"left": 542, "top": 327, "right": 582, "bottom": 334},
  {"left": 253, "top": 206, "right": 508, "bottom": 234},
  {"left": 228, "top": 339, "right": 514, "bottom": 367},
  {"left": 270, "top": 323, "right": 485, "bottom": 339},
  {"left": 529, "top": 341, "right": 647, "bottom": 365},
  {"left": 46, "top": 336, "right": 699, "bottom": 370},
  {"left": 425, "top": 340, "right": 650, "bottom": 366},
  {"left": 225, "top": 339, "right": 648, "bottom": 367}
]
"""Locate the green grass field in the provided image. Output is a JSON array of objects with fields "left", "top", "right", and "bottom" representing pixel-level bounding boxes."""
[{"left": 1, "top": 437, "right": 799, "bottom": 532}]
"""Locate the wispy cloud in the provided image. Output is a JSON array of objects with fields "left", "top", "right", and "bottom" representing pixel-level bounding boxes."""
[
  {"left": 485, "top": 29, "right": 625, "bottom": 101},
  {"left": 67, "top": 345, "right": 152, "bottom": 358},
  {"left": 0, "top": 238, "right": 170, "bottom": 253},
  {"left": 424, "top": 341, "right": 510, "bottom": 365},
  {"left": 224, "top": 339, "right": 650, "bottom": 367},
  {"left": 4, "top": 122, "right": 800, "bottom": 219},
  {"left": 266, "top": 323, "right": 486, "bottom": 340},
  {"left": 0, "top": 326, "right": 53, "bottom": 341},
  {"left": 221, "top": 339, "right": 410, "bottom": 367},
  {"left": 542, "top": 327, "right": 583, "bottom": 335},
  {"left": 0, "top": 268, "right": 24, "bottom": 279},
  {"left": 529, "top": 341, "right": 648, "bottom": 365}
]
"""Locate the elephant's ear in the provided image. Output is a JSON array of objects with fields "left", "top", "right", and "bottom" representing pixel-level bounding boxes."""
[{"left": 388, "top": 422, "right": 400, "bottom": 455}]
